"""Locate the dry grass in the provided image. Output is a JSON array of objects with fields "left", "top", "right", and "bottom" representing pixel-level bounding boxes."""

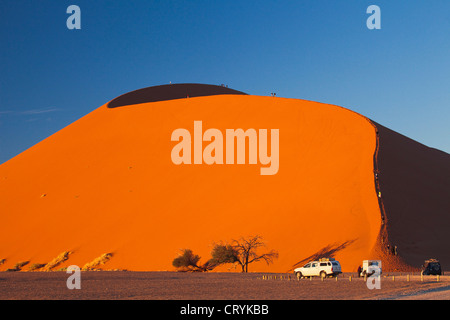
[
  {"left": 14, "top": 261, "right": 29, "bottom": 269},
  {"left": 0, "top": 252, "right": 119, "bottom": 273},
  {"left": 43, "top": 251, "right": 72, "bottom": 271},
  {"left": 28, "top": 263, "right": 47, "bottom": 271},
  {"left": 82, "top": 253, "right": 114, "bottom": 270},
  {"left": 6, "top": 260, "right": 29, "bottom": 272}
]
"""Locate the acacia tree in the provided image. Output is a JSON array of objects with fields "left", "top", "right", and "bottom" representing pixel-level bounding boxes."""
[
  {"left": 172, "top": 249, "right": 215, "bottom": 272},
  {"left": 210, "top": 243, "right": 240, "bottom": 268},
  {"left": 211, "top": 236, "right": 279, "bottom": 273}
]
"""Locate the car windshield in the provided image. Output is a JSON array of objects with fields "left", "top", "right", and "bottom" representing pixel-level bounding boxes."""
[{"left": 304, "top": 264, "right": 310, "bottom": 268}]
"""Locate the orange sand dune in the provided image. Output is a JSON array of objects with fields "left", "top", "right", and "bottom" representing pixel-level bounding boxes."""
[{"left": 0, "top": 94, "right": 383, "bottom": 272}]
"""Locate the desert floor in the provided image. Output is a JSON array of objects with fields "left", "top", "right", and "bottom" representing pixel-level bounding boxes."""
[{"left": 1, "top": 271, "right": 449, "bottom": 300}]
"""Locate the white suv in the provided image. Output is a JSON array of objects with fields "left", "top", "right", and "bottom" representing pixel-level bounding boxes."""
[{"left": 294, "top": 258, "right": 342, "bottom": 279}]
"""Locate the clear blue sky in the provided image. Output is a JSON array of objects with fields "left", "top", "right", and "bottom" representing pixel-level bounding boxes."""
[{"left": 1, "top": 1, "right": 449, "bottom": 164}]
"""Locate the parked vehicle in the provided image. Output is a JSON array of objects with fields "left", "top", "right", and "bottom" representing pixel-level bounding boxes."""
[
  {"left": 294, "top": 258, "right": 342, "bottom": 279},
  {"left": 359, "top": 260, "right": 382, "bottom": 277},
  {"left": 421, "top": 259, "right": 441, "bottom": 275}
]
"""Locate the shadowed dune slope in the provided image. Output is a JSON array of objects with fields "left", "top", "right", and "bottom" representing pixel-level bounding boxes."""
[
  {"left": 373, "top": 122, "right": 450, "bottom": 268},
  {"left": 107, "top": 83, "right": 247, "bottom": 108},
  {"left": 0, "top": 94, "right": 383, "bottom": 272}
]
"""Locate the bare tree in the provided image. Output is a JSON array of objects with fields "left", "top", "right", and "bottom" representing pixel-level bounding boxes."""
[
  {"left": 231, "top": 235, "right": 279, "bottom": 273},
  {"left": 173, "top": 236, "right": 278, "bottom": 273}
]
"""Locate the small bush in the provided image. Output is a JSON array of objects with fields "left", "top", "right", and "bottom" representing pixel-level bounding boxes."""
[
  {"left": 4, "top": 261, "right": 30, "bottom": 272},
  {"left": 13, "top": 261, "right": 30, "bottom": 270},
  {"left": 43, "top": 251, "right": 72, "bottom": 271},
  {"left": 82, "top": 253, "right": 114, "bottom": 270},
  {"left": 28, "top": 263, "right": 46, "bottom": 271}
]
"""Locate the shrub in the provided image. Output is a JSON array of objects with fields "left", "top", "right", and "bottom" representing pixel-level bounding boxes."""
[
  {"left": 43, "top": 251, "right": 72, "bottom": 271},
  {"left": 172, "top": 249, "right": 201, "bottom": 269},
  {"left": 82, "top": 253, "right": 114, "bottom": 270},
  {"left": 28, "top": 263, "right": 46, "bottom": 271},
  {"left": 13, "top": 261, "right": 30, "bottom": 270}
]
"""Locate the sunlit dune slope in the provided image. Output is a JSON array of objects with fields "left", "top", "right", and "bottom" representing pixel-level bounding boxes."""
[{"left": 0, "top": 93, "right": 382, "bottom": 272}]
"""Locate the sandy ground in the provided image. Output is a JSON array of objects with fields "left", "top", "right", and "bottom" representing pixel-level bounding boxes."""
[{"left": 0, "top": 271, "right": 449, "bottom": 300}]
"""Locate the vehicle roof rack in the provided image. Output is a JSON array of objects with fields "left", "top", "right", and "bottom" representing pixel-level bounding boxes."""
[{"left": 319, "top": 258, "right": 335, "bottom": 262}]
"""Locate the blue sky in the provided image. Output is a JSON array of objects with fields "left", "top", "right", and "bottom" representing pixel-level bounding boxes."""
[{"left": 0, "top": 1, "right": 449, "bottom": 164}]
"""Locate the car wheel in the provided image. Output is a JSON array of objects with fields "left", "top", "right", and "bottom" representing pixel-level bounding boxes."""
[
  {"left": 295, "top": 272, "right": 302, "bottom": 279},
  {"left": 320, "top": 271, "right": 326, "bottom": 279}
]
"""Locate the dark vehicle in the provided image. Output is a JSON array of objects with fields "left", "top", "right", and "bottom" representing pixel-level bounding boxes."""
[{"left": 421, "top": 259, "right": 442, "bottom": 275}]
